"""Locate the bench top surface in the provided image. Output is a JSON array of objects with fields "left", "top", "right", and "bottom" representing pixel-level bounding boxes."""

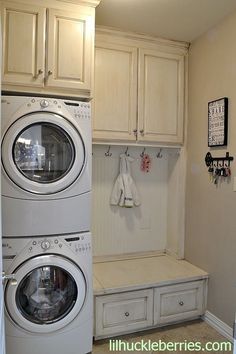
[{"left": 93, "top": 254, "right": 208, "bottom": 295}]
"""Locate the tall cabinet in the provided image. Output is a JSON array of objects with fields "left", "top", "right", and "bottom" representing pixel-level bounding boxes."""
[
  {"left": 1, "top": 0, "right": 100, "bottom": 99},
  {"left": 93, "top": 28, "right": 188, "bottom": 145}
]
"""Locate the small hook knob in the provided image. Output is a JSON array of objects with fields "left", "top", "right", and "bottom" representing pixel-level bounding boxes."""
[{"left": 139, "top": 129, "right": 144, "bottom": 136}]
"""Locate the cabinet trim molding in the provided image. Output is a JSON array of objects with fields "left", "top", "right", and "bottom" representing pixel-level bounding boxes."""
[
  {"left": 57, "top": 0, "right": 101, "bottom": 7},
  {"left": 96, "top": 26, "right": 189, "bottom": 52}
]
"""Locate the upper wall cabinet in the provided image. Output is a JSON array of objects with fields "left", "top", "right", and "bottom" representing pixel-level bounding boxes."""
[
  {"left": 1, "top": 0, "right": 100, "bottom": 98},
  {"left": 138, "top": 49, "right": 185, "bottom": 144},
  {"left": 93, "top": 28, "right": 188, "bottom": 145},
  {"left": 94, "top": 42, "right": 138, "bottom": 141},
  {"left": 1, "top": 2, "right": 46, "bottom": 87}
]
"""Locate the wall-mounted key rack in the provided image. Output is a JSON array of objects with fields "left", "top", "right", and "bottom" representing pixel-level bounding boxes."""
[
  {"left": 205, "top": 151, "right": 234, "bottom": 167},
  {"left": 205, "top": 151, "right": 234, "bottom": 184}
]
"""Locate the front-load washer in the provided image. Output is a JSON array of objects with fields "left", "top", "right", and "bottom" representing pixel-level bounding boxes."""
[
  {"left": 2, "top": 232, "right": 92, "bottom": 354},
  {"left": 1, "top": 96, "right": 91, "bottom": 237}
]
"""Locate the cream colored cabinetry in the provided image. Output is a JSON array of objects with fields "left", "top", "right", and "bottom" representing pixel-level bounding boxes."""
[
  {"left": 1, "top": 2, "right": 45, "bottom": 87},
  {"left": 94, "top": 280, "right": 207, "bottom": 339},
  {"left": 1, "top": 0, "right": 98, "bottom": 98},
  {"left": 138, "top": 49, "right": 185, "bottom": 144},
  {"left": 94, "top": 255, "right": 208, "bottom": 339},
  {"left": 95, "top": 289, "right": 153, "bottom": 338},
  {"left": 93, "top": 28, "right": 188, "bottom": 145},
  {"left": 154, "top": 281, "right": 205, "bottom": 325},
  {"left": 93, "top": 42, "right": 138, "bottom": 141}
]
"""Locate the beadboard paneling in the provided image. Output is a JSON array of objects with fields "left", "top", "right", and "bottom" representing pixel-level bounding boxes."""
[{"left": 92, "top": 145, "right": 170, "bottom": 257}]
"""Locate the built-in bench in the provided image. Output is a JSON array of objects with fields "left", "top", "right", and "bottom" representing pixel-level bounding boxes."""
[{"left": 93, "top": 254, "right": 208, "bottom": 339}]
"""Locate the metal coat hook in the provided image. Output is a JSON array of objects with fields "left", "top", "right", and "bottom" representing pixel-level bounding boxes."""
[
  {"left": 140, "top": 147, "right": 146, "bottom": 158},
  {"left": 105, "top": 145, "right": 112, "bottom": 157},
  {"left": 125, "top": 147, "right": 130, "bottom": 156},
  {"left": 156, "top": 148, "right": 163, "bottom": 159}
]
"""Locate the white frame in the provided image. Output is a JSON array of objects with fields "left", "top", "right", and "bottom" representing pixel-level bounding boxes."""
[
  {"left": 2, "top": 112, "right": 86, "bottom": 194},
  {"left": 5, "top": 254, "right": 86, "bottom": 333}
]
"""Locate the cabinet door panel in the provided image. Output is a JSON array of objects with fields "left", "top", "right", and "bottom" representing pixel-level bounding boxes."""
[
  {"left": 47, "top": 8, "right": 93, "bottom": 91},
  {"left": 1, "top": 2, "right": 45, "bottom": 86},
  {"left": 95, "top": 289, "right": 153, "bottom": 338},
  {"left": 93, "top": 42, "right": 137, "bottom": 141},
  {"left": 138, "top": 49, "right": 184, "bottom": 144},
  {"left": 154, "top": 281, "right": 205, "bottom": 325}
]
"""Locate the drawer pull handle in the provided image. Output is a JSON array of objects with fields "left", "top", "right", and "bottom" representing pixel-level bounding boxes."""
[
  {"left": 124, "top": 311, "right": 130, "bottom": 317},
  {"left": 179, "top": 301, "right": 184, "bottom": 306}
]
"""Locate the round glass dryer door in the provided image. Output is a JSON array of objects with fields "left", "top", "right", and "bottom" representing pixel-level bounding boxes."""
[
  {"left": 2, "top": 112, "right": 86, "bottom": 194},
  {"left": 5, "top": 255, "right": 86, "bottom": 333},
  {"left": 13, "top": 123, "right": 75, "bottom": 184}
]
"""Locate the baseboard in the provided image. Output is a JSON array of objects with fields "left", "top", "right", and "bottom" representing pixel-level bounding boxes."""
[{"left": 203, "top": 310, "right": 233, "bottom": 342}]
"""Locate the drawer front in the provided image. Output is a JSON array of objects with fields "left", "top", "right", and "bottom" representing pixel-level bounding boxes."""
[
  {"left": 95, "top": 289, "right": 153, "bottom": 338},
  {"left": 154, "top": 281, "right": 205, "bottom": 325}
]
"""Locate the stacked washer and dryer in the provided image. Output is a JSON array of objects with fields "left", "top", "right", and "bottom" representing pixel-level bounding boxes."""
[{"left": 1, "top": 96, "right": 93, "bottom": 354}]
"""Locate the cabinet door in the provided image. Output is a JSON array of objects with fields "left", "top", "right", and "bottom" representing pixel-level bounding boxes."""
[
  {"left": 154, "top": 281, "right": 205, "bottom": 325},
  {"left": 95, "top": 289, "right": 153, "bottom": 339},
  {"left": 138, "top": 49, "right": 185, "bottom": 144},
  {"left": 1, "top": 2, "right": 45, "bottom": 87},
  {"left": 93, "top": 42, "right": 137, "bottom": 142},
  {"left": 47, "top": 7, "right": 93, "bottom": 92}
]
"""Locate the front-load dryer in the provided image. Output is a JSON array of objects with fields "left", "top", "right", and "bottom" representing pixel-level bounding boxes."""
[
  {"left": 2, "top": 232, "right": 92, "bottom": 354},
  {"left": 1, "top": 96, "right": 91, "bottom": 237}
]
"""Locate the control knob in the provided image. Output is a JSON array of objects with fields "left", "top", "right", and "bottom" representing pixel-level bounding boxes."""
[
  {"left": 40, "top": 99, "right": 49, "bottom": 108},
  {"left": 41, "top": 240, "right": 51, "bottom": 250}
]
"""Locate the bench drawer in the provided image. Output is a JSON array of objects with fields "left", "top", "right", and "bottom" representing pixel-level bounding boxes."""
[
  {"left": 154, "top": 281, "right": 205, "bottom": 325},
  {"left": 95, "top": 289, "right": 153, "bottom": 338}
]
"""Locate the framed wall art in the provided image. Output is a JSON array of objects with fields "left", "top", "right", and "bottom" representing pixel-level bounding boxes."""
[{"left": 208, "top": 97, "right": 228, "bottom": 147}]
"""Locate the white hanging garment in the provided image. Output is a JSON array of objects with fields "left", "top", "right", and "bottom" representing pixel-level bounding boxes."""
[{"left": 110, "top": 154, "right": 141, "bottom": 208}]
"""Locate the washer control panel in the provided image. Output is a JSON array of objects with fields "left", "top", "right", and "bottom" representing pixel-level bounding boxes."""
[
  {"left": 2, "top": 234, "right": 91, "bottom": 259},
  {"left": 28, "top": 237, "right": 65, "bottom": 254},
  {"left": 27, "top": 234, "right": 91, "bottom": 254},
  {"left": 64, "top": 235, "right": 92, "bottom": 253}
]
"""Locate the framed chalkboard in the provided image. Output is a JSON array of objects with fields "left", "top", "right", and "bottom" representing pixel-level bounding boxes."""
[{"left": 208, "top": 97, "right": 228, "bottom": 147}]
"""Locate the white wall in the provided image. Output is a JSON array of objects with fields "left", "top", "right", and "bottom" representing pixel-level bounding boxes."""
[{"left": 186, "top": 10, "right": 236, "bottom": 326}]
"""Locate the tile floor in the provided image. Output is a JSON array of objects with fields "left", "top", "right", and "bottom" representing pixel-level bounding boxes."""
[{"left": 93, "top": 320, "right": 233, "bottom": 354}]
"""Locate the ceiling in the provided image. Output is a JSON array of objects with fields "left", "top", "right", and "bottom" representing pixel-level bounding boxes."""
[{"left": 95, "top": 0, "right": 236, "bottom": 42}]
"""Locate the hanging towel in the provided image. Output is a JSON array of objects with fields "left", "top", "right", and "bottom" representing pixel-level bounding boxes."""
[{"left": 110, "top": 154, "right": 141, "bottom": 208}]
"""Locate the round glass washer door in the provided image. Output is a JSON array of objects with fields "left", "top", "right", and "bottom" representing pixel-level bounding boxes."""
[
  {"left": 5, "top": 255, "right": 86, "bottom": 334},
  {"left": 1, "top": 112, "right": 86, "bottom": 194}
]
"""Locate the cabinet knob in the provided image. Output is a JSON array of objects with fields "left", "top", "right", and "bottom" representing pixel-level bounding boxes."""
[
  {"left": 38, "top": 69, "right": 43, "bottom": 75},
  {"left": 133, "top": 129, "right": 137, "bottom": 136},
  {"left": 179, "top": 301, "right": 184, "bottom": 306},
  {"left": 124, "top": 311, "right": 130, "bottom": 317},
  {"left": 48, "top": 70, "right": 53, "bottom": 76},
  {"left": 139, "top": 129, "right": 144, "bottom": 136}
]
